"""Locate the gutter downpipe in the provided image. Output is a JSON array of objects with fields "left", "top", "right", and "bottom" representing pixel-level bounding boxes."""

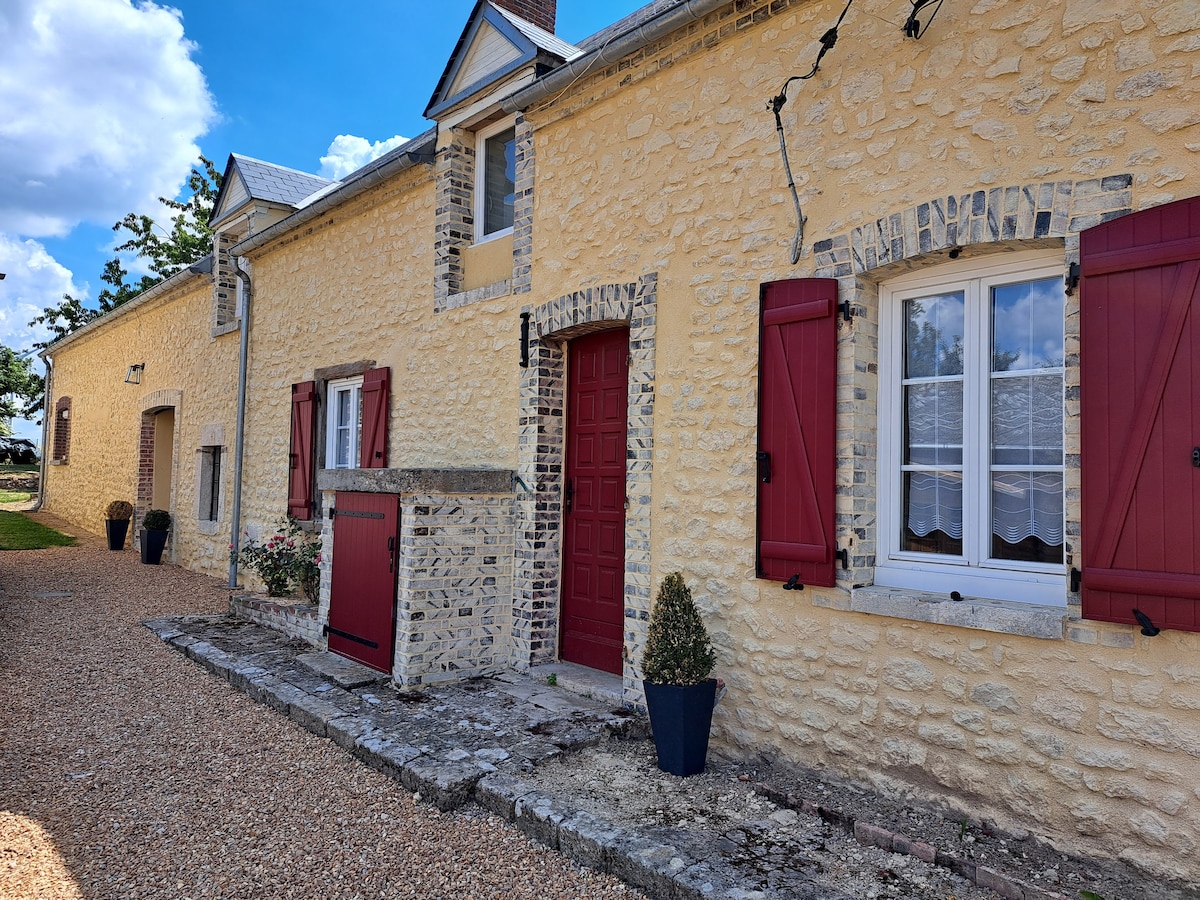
[
  {"left": 31, "top": 357, "right": 51, "bottom": 512},
  {"left": 501, "top": 0, "right": 731, "bottom": 115},
  {"left": 227, "top": 256, "right": 252, "bottom": 589}
]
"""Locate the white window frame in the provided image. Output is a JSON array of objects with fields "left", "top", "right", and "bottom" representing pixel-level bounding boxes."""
[
  {"left": 876, "top": 250, "right": 1067, "bottom": 607},
  {"left": 325, "top": 376, "right": 363, "bottom": 470},
  {"left": 474, "top": 116, "right": 517, "bottom": 244}
]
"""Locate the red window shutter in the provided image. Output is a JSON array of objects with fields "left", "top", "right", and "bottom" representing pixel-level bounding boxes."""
[
  {"left": 1080, "top": 195, "right": 1200, "bottom": 633},
  {"left": 288, "top": 381, "right": 317, "bottom": 520},
  {"left": 756, "top": 278, "right": 839, "bottom": 588},
  {"left": 359, "top": 367, "right": 390, "bottom": 469}
]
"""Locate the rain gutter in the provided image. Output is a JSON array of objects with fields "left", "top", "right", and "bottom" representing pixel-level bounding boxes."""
[
  {"left": 227, "top": 255, "right": 252, "bottom": 589},
  {"left": 501, "top": 0, "right": 731, "bottom": 114}
]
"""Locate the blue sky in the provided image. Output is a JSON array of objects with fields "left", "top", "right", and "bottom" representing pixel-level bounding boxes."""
[{"left": 0, "top": 0, "right": 646, "bottom": 442}]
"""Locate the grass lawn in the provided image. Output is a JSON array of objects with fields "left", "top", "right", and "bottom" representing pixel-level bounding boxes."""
[
  {"left": 0, "top": 463, "right": 39, "bottom": 474},
  {"left": 0, "top": 511, "right": 75, "bottom": 550},
  {"left": 0, "top": 489, "right": 32, "bottom": 503}
]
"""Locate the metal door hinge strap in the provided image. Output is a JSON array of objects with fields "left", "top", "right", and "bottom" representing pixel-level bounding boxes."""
[
  {"left": 330, "top": 509, "right": 385, "bottom": 519},
  {"left": 324, "top": 624, "right": 379, "bottom": 649}
]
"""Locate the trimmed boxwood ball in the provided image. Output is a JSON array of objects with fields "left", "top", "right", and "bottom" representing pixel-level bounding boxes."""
[
  {"left": 642, "top": 571, "right": 716, "bottom": 686},
  {"left": 105, "top": 500, "right": 134, "bottom": 521},
  {"left": 142, "top": 508, "right": 171, "bottom": 531}
]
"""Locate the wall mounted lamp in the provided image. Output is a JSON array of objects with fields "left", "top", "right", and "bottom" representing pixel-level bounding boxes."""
[{"left": 125, "top": 363, "right": 145, "bottom": 384}]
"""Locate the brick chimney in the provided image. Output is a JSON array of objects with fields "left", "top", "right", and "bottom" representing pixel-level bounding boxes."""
[{"left": 492, "top": 0, "right": 556, "bottom": 33}]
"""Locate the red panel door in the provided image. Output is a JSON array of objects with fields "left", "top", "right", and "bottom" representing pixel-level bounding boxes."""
[
  {"left": 1080, "top": 195, "right": 1200, "bottom": 632},
  {"left": 328, "top": 492, "right": 400, "bottom": 671},
  {"left": 561, "top": 328, "right": 628, "bottom": 674}
]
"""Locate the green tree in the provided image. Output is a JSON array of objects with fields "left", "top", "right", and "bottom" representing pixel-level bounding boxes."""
[
  {"left": 30, "top": 156, "right": 221, "bottom": 349},
  {"left": 0, "top": 346, "right": 44, "bottom": 433}
]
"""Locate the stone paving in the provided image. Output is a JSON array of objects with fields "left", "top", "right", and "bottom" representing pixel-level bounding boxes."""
[
  {"left": 144, "top": 614, "right": 1140, "bottom": 900},
  {"left": 146, "top": 616, "right": 874, "bottom": 899}
]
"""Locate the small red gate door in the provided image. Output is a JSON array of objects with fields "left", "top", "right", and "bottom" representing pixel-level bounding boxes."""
[
  {"left": 327, "top": 492, "right": 399, "bottom": 672},
  {"left": 560, "top": 328, "right": 628, "bottom": 674}
]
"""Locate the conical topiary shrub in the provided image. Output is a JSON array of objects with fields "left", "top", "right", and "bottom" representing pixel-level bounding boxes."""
[
  {"left": 642, "top": 571, "right": 716, "bottom": 686},
  {"left": 642, "top": 572, "right": 718, "bottom": 776}
]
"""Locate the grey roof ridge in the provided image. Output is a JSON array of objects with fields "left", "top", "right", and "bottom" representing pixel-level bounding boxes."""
[
  {"left": 230, "top": 152, "right": 330, "bottom": 183},
  {"left": 232, "top": 130, "right": 437, "bottom": 258},
  {"left": 503, "top": 0, "right": 727, "bottom": 114},
  {"left": 40, "top": 254, "right": 214, "bottom": 357}
]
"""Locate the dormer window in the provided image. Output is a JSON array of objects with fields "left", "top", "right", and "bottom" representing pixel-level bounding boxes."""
[{"left": 477, "top": 120, "right": 516, "bottom": 240}]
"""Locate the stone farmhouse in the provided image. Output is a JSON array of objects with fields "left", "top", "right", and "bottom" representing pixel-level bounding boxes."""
[{"left": 39, "top": 0, "right": 1200, "bottom": 883}]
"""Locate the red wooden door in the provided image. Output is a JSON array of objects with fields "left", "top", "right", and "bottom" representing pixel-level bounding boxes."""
[
  {"left": 561, "top": 328, "right": 628, "bottom": 674},
  {"left": 328, "top": 492, "right": 400, "bottom": 671},
  {"left": 1080, "top": 195, "right": 1200, "bottom": 632}
]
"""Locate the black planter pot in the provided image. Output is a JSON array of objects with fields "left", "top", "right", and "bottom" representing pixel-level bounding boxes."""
[
  {"left": 105, "top": 519, "right": 130, "bottom": 551},
  {"left": 140, "top": 528, "right": 169, "bottom": 564},
  {"left": 643, "top": 678, "right": 717, "bottom": 777}
]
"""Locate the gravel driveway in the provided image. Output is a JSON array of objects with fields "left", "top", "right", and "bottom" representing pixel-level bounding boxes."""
[{"left": 0, "top": 528, "right": 640, "bottom": 899}]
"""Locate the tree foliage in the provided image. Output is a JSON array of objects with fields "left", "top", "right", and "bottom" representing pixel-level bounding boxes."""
[
  {"left": 0, "top": 346, "right": 44, "bottom": 433},
  {"left": 30, "top": 156, "right": 221, "bottom": 350}
]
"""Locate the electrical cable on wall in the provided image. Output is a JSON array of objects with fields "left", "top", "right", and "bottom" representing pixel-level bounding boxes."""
[
  {"left": 903, "top": 0, "right": 945, "bottom": 38},
  {"left": 768, "top": 0, "right": 854, "bottom": 263}
]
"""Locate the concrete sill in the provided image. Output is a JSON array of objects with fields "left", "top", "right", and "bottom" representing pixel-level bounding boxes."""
[{"left": 843, "top": 586, "right": 1066, "bottom": 640}]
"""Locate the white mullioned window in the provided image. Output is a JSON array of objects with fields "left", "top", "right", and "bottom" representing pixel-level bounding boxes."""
[
  {"left": 877, "top": 251, "right": 1067, "bottom": 606},
  {"left": 475, "top": 118, "right": 516, "bottom": 241},
  {"left": 326, "top": 376, "right": 363, "bottom": 470}
]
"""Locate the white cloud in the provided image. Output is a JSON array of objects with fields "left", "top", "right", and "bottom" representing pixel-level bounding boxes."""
[
  {"left": 0, "top": 234, "right": 83, "bottom": 353},
  {"left": 319, "top": 134, "right": 409, "bottom": 180},
  {"left": 0, "top": 0, "right": 216, "bottom": 238}
]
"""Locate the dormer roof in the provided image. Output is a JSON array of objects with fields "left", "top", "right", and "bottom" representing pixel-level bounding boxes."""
[
  {"left": 210, "top": 154, "right": 334, "bottom": 229},
  {"left": 424, "top": 0, "right": 581, "bottom": 121}
]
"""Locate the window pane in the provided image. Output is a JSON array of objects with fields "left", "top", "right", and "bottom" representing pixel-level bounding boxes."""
[
  {"left": 991, "top": 374, "right": 1063, "bottom": 465},
  {"left": 904, "top": 292, "right": 964, "bottom": 378},
  {"left": 903, "top": 471, "right": 963, "bottom": 554},
  {"left": 992, "top": 277, "right": 1064, "bottom": 371},
  {"left": 483, "top": 127, "right": 516, "bottom": 234},
  {"left": 335, "top": 389, "right": 352, "bottom": 468},
  {"left": 992, "top": 472, "right": 1064, "bottom": 563},
  {"left": 905, "top": 382, "right": 963, "bottom": 465}
]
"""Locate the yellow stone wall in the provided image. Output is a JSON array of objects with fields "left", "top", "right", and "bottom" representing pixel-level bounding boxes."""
[
  {"left": 237, "top": 163, "right": 523, "bottom": 534},
  {"left": 42, "top": 277, "right": 240, "bottom": 578},
  {"left": 523, "top": 0, "right": 1200, "bottom": 881}
]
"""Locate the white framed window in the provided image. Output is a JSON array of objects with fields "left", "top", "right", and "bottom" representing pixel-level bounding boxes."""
[
  {"left": 877, "top": 251, "right": 1067, "bottom": 606},
  {"left": 475, "top": 118, "right": 516, "bottom": 241},
  {"left": 325, "top": 376, "right": 363, "bottom": 470}
]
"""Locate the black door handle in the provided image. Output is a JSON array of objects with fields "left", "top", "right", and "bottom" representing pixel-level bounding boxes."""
[
  {"left": 388, "top": 535, "right": 395, "bottom": 573},
  {"left": 565, "top": 478, "right": 574, "bottom": 513},
  {"left": 1193, "top": 447, "right": 1200, "bottom": 468}
]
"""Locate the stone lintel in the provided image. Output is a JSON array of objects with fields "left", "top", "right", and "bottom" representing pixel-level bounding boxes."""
[{"left": 317, "top": 467, "right": 515, "bottom": 495}]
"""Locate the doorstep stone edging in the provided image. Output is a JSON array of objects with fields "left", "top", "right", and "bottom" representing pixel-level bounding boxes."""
[
  {"left": 753, "top": 784, "right": 1073, "bottom": 900},
  {"left": 145, "top": 617, "right": 788, "bottom": 898}
]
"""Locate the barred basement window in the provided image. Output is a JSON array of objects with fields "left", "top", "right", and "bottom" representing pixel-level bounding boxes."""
[{"left": 199, "top": 446, "right": 222, "bottom": 522}]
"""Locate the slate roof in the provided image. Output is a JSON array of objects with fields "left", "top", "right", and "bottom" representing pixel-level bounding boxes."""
[
  {"left": 577, "top": 0, "right": 683, "bottom": 52},
  {"left": 231, "top": 155, "right": 333, "bottom": 206},
  {"left": 492, "top": 3, "right": 582, "bottom": 61}
]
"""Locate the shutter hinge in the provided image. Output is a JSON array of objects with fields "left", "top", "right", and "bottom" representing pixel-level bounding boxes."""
[
  {"left": 328, "top": 508, "right": 336, "bottom": 518},
  {"left": 1064, "top": 262, "right": 1080, "bottom": 296},
  {"left": 839, "top": 300, "right": 853, "bottom": 323},
  {"left": 835, "top": 546, "right": 849, "bottom": 570},
  {"left": 1070, "top": 567, "right": 1081, "bottom": 592}
]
